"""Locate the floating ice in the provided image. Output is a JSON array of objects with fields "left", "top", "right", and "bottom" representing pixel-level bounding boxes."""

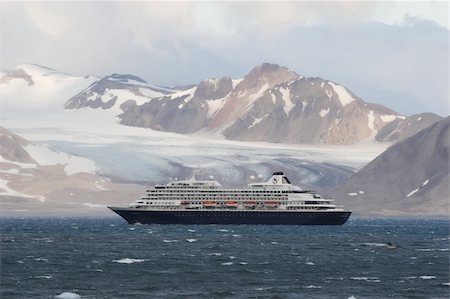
[
  {"left": 35, "top": 275, "right": 52, "bottom": 279},
  {"left": 221, "top": 262, "right": 233, "bottom": 266},
  {"left": 305, "top": 262, "right": 315, "bottom": 265},
  {"left": 55, "top": 292, "right": 81, "bottom": 299},
  {"left": 186, "top": 239, "right": 197, "bottom": 243},
  {"left": 113, "top": 258, "right": 147, "bottom": 264},
  {"left": 163, "top": 239, "right": 179, "bottom": 243},
  {"left": 419, "top": 276, "right": 436, "bottom": 280},
  {"left": 239, "top": 262, "right": 248, "bottom": 265}
]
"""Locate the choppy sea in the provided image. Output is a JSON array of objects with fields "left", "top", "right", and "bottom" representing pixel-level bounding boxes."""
[{"left": 1, "top": 218, "right": 449, "bottom": 299}]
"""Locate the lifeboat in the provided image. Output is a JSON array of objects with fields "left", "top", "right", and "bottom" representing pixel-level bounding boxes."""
[
  {"left": 265, "top": 201, "right": 279, "bottom": 207},
  {"left": 203, "top": 201, "right": 217, "bottom": 206},
  {"left": 225, "top": 201, "right": 238, "bottom": 206}
]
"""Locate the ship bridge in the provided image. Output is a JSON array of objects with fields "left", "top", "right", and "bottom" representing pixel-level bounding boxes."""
[{"left": 248, "top": 172, "right": 302, "bottom": 191}]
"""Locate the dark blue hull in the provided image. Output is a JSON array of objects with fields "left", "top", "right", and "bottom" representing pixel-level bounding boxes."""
[{"left": 108, "top": 208, "right": 351, "bottom": 225}]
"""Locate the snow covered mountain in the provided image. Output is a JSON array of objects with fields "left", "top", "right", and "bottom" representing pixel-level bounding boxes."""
[
  {"left": 0, "top": 64, "right": 97, "bottom": 116},
  {"left": 67, "top": 63, "right": 442, "bottom": 144},
  {"left": 1, "top": 63, "right": 442, "bottom": 145},
  {"left": 331, "top": 117, "right": 450, "bottom": 217}
]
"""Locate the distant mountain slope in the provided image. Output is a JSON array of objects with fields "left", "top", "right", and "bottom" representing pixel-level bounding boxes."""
[
  {"left": 0, "top": 126, "right": 145, "bottom": 216},
  {"left": 375, "top": 113, "right": 443, "bottom": 142},
  {"left": 331, "top": 117, "right": 450, "bottom": 217}
]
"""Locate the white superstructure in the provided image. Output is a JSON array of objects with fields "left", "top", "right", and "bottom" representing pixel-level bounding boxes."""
[{"left": 129, "top": 172, "right": 344, "bottom": 212}]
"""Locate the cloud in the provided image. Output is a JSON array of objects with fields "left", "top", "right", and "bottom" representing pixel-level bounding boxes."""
[{"left": 0, "top": 2, "right": 448, "bottom": 116}]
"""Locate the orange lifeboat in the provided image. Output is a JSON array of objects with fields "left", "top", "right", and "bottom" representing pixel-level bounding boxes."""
[
  {"left": 203, "top": 201, "right": 217, "bottom": 206},
  {"left": 225, "top": 201, "right": 238, "bottom": 206}
]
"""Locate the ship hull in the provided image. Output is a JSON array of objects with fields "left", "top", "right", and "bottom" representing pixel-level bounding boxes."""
[{"left": 108, "top": 207, "right": 351, "bottom": 225}]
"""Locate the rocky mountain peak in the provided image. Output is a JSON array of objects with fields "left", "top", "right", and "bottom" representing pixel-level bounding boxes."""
[
  {"left": 239, "top": 63, "right": 298, "bottom": 90},
  {"left": 194, "top": 77, "right": 233, "bottom": 100}
]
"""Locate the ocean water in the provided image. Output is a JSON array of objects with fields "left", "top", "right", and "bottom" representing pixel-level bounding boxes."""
[{"left": 1, "top": 218, "right": 449, "bottom": 299}]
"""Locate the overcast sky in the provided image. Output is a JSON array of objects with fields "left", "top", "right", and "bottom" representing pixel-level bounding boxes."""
[{"left": 0, "top": 1, "right": 448, "bottom": 116}]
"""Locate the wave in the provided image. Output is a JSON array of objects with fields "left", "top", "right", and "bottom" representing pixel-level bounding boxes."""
[
  {"left": 186, "top": 239, "right": 197, "bottom": 243},
  {"left": 113, "top": 258, "right": 147, "bottom": 264},
  {"left": 350, "top": 277, "right": 380, "bottom": 282},
  {"left": 419, "top": 276, "right": 436, "bottom": 280},
  {"left": 55, "top": 292, "right": 81, "bottom": 299}
]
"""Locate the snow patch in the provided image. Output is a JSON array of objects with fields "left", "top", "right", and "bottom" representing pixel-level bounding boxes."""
[
  {"left": 23, "top": 144, "right": 97, "bottom": 175},
  {"left": 280, "top": 87, "right": 294, "bottom": 115},
  {"left": 367, "top": 111, "right": 377, "bottom": 139},
  {"left": 380, "top": 115, "right": 399, "bottom": 123},
  {"left": 348, "top": 192, "right": 358, "bottom": 196},
  {"left": 248, "top": 114, "right": 269, "bottom": 129},
  {"left": 206, "top": 97, "right": 227, "bottom": 119},
  {"left": 319, "top": 108, "right": 329, "bottom": 118},
  {"left": 170, "top": 86, "right": 196, "bottom": 103},
  {"left": 0, "top": 177, "right": 46, "bottom": 201},
  {"left": 417, "top": 117, "right": 422, "bottom": 121},
  {"left": 422, "top": 179, "right": 429, "bottom": 186},
  {"left": 328, "top": 82, "right": 355, "bottom": 106},
  {"left": 231, "top": 78, "right": 243, "bottom": 89},
  {"left": 406, "top": 187, "right": 419, "bottom": 198},
  {"left": 241, "top": 83, "right": 269, "bottom": 114},
  {"left": 301, "top": 100, "right": 308, "bottom": 113}
]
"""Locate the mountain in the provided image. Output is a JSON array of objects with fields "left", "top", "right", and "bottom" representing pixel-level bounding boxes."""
[
  {"left": 116, "top": 63, "right": 407, "bottom": 144},
  {"left": 0, "top": 126, "right": 144, "bottom": 216},
  {"left": 331, "top": 117, "right": 450, "bottom": 217},
  {"left": 64, "top": 73, "right": 177, "bottom": 111},
  {"left": 1, "top": 63, "right": 442, "bottom": 145},
  {"left": 67, "top": 63, "right": 441, "bottom": 144}
]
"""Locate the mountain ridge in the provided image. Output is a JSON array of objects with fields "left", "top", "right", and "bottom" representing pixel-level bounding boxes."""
[{"left": 1, "top": 63, "right": 444, "bottom": 145}]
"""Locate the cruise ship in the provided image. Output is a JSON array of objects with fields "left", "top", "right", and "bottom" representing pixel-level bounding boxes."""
[{"left": 108, "top": 172, "right": 351, "bottom": 225}]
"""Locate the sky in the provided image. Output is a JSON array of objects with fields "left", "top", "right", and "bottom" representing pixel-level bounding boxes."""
[{"left": 0, "top": 1, "right": 448, "bottom": 116}]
